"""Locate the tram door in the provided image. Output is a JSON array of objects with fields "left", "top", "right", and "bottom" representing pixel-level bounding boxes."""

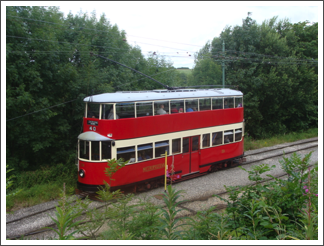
[{"left": 182, "top": 136, "right": 200, "bottom": 175}]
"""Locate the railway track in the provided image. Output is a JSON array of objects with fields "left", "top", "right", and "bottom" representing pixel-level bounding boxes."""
[{"left": 6, "top": 137, "right": 318, "bottom": 240}]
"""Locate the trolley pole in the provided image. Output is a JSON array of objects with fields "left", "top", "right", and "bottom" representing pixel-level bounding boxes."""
[
  {"left": 222, "top": 40, "right": 225, "bottom": 88},
  {"left": 164, "top": 150, "right": 167, "bottom": 193}
]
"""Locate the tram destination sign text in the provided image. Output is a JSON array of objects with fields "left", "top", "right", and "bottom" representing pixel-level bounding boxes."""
[{"left": 87, "top": 120, "right": 98, "bottom": 126}]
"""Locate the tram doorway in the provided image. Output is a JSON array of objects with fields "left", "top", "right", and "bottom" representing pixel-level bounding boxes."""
[{"left": 182, "top": 135, "right": 200, "bottom": 175}]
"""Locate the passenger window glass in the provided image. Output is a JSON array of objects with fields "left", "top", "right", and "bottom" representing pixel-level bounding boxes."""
[
  {"left": 136, "top": 102, "right": 153, "bottom": 117},
  {"left": 172, "top": 139, "right": 181, "bottom": 154},
  {"left": 154, "top": 101, "right": 169, "bottom": 115},
  {"left": 101, "top": 104, "right": 114, "bottom": 119},
  {"left": 138, "top": 143, "right": 153, "bottom": 161},
  {"left": 224, "top": 97, "right": 234, "bottom": 109},
  {"left": 212, "top": 98, "right": 223, "bottom": 110},
  {"left": 79, "top": 140, "right": 89, "bottom": 159},
  {"left": 212, "top": 132, "right": 223, "bottom": 146},
  {"left": 116, "top": 102, "right": 135, "bottom": 119},
  {"left": 102, "top": 141, "right": 111, "bottom": 160},
  {"left": 235, "top": 128, "right": 242, "bottom": 141},
  {"left": 117, "top": 146, "right": 135, "bottom": 163},
  {"left": 192, "top": 136, "right": 199, "bottom": 151},
  {"left": 170, "top": 100, "right": 184, "bottom": 113},
  {"left": 183, "top": 138, "right": 189, "bottom": 153},
  {"left": 185, "top": 99, "right": 198, "bottom": 112},
  {"left": 202, "top": 133, "right": 210, "bottom": 148},
  {"left": 199, "top": 98, "right": 211, "bottom": 111},
  {"left": 155, "top": 140, "right": 169, "bottom": 157},
  {"left": 235, "top": 97, "right": 243, "bottom": 108},
  {"left": 91, "top": 141, "right": 100, "bottom": 160},
  {"left": 87, "top": 103, "right": 100, "bottom": 118},
  {"left": 224, "top": 130, "right": 234, "bottom": 143}
]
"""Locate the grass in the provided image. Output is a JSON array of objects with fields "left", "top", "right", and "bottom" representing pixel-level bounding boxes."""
[
  {"left": 176, "top": 68, "right": 192, "bottom": 75},
  {"left": 6, "top": 182, "right": 76, "bottom": 212},
  {"left": 244, "top": 128, "right": 318, "bottom": 151},
  {"left": 6, "top": 128, "right": 318, "bottom": 213}
]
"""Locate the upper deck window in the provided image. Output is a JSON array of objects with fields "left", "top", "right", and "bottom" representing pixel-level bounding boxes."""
[
  {"left": 155, "top": 101, "right": 169, "bottom": 115},
  {"left": 136, "top": 102, "right": 153, "bottom": 117},
  {"left": 212, "top": 98, "right": 223, "bottom": 110},
  {"left": 170, "top": 100, "right": 184, "bottom": 113},
  {"left": 87, "top": 103, "right": 100, "bottom": 119},
  {"left": 116, "top": 102, "right": 135, "bottom": 119},
  {"left": 185, "top": 99, "right": 198, "bottom": 112},
  {"left": 199, "top": 98, "right": 211, "bottom": 111},
  {"left": 224, "top": 97, "right": 234, "bottom": 108},
  {"left": 235, "top": 97, "right": 243, "bottom": 108},
  {"left": 101, "top": 104, "right": 114, "bottom": 119}
]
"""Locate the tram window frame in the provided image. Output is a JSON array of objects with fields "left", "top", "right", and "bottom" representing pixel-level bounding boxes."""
[
  {"left": 212, "top": 132, "right": 223, "bottom": 146},
  {"left": 155, "top": 140, "right": 169, "bottom": 157},
  {"left": 87, "top": 103, "right": 100, "bottom": 119},
  {"left": 224, "top": 130, "right": 234, "bottom": 143},
  {"left": 185, "top": 99, "right": 198, "bottom": 112},
  {"left": 154, "top": 101, "right": 170, "bottom": 115},
  {"left": 235, "top": 97, "right": 243, "bottom": 108},
  {"left": 79, "top": 140, "right": 90, "bottom": 160},
  {"left": 136, "top": 102, "right": 153, "bottom": 117},
  {"left": 137, "top": 143, "right": 153, "bottom": 161},
  {"left": 101, "top": 104, "right": 114, "bottom": 119},
  {"left": 212, "top": 98, "right": 223, "bottom": 110},
  {"left": 172, "top": 138, "right": 181, "bottom": 154},
  {"left": 202, "top": 133, "right": 210, "bottom": 148},
  {"left": 170, "top": 100, "right": 184, "bottom": 114},
  {"left": 102, "top": 141, "right": 112, "bottom": 160},
  {"left": 199, "top": 98, "right": 211, "bottom": 111},
  {"left": 116, "top": 102, "right": 135, "bottom": 119},
  {"left": 235, "top": 128, "right": 243, "bottom": 141},
  {"left": 117, "top": 146, "right": 136, "bottom": 163}
]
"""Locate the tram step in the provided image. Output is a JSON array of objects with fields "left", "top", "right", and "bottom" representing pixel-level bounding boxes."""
[{"left": 170, "top": 172, "right": 205, "bottom": 184}]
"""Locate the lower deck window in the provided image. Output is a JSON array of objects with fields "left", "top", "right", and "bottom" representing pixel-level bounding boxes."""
[
  {"left": 155, "top": 141, "right": 169, "bottom": 157},
  {"left": 224, "top": 130, "right": 234, "bottom": 143},
  {"left": 91, "top": 141, "right": 100, "bottom": 160},
  {"left": 202, "top": 133, "right": 210, "bottom": 148},
  {"left": 102, "top": 141, "right": 112, "bottom": 159},
  {"left": 138, "top": 143, "right": 153, "bottom": 161},
  {"left": 80, "top": 140, "right": 89, "bottom": 159},
  {"left": 117, "top": 146, "right": 135, "bottom": 163},
  {"left": 172, "top": 138, "right": 181, "bottom": 154},
  {"left": 235, "top": 128, "right": 242, "bottom": 141},
  {"left": 212, "top": 132, "right": 222, "bottom": 146}
]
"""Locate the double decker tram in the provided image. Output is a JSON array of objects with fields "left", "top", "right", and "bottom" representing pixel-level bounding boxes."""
[{"left": 77, "top": 88, "right": 244, "bottom": 193}]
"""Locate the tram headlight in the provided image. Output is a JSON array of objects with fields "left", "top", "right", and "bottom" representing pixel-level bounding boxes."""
[{"left": 79, "top": 169, "right": 85, "bottom": 178}]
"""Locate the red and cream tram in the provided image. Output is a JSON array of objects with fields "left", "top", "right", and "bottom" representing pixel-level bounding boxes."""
[{"left": 77, "top": 88, "right": 244, "bottom": 193}]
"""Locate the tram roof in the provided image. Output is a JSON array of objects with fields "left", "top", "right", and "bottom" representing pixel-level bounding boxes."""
[{"left": 84, "top": 88, "right": 243, "bottom": 103}]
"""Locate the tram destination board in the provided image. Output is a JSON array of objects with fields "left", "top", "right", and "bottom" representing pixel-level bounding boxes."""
[{"left": 87, "top": 120, "right": 98, "bottom": 126}]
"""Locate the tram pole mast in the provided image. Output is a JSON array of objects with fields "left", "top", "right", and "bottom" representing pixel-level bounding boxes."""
[{"left": 222, "top": 40, "right": 225, "bottom": 88}]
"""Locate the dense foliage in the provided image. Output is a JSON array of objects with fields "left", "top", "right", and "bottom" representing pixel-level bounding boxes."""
[
  {"left": 6, "top": 6, "right": 176, "bottom": 172},
  {"left": 47, "top": 153, "right": 318, "bottom": 240},
  {"left": 191, "top": 13, "right": 318, "bottom": 138}
]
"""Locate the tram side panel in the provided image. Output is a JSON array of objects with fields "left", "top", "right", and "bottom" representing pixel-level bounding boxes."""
[{"left": 83, "top": 108, "right": 244, "bottom": 140}]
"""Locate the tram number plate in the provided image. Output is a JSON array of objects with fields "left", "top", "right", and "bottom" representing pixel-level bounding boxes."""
[{"left": 87, "top": 120, "right": 98, "bottom": 126}]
